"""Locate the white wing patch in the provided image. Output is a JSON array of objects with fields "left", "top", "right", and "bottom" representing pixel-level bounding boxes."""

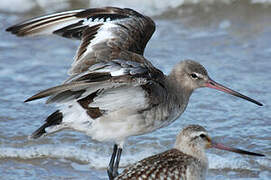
[
  {"left": 88, "top": 59, "right": 148, "bottom": 77},
  {"left": 88, "top": 63, "right": 127, "bottom": 77},
  {"left": 58, "top": 101, "right": 94, "bottom": 132},
  {"left": 85, "top": 23, "right": 116, "bottom": 48},
  {"left": 91, "top": 86, "right": 147, "bottom": 112},
  {"left": 110, "top": 69, "right": 126, "bottom": 76},
  {"left": 83, "top": 17, "right": 112, "bottom": 23},
  {"left": 71, "top": 23, "right": 118, "bottom": 72}
]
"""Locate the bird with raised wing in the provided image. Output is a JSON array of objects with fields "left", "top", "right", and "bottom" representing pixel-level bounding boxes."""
[
  {"left": 116, "top": 125, "right": 264, "bottom": 180},
  {"left": 6, "top": 7, "right": 262, "bottom": 179}
]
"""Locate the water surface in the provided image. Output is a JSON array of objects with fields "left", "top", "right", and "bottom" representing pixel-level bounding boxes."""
[{"left": 0, "top": 0, "right": 271, "bottom": 179}]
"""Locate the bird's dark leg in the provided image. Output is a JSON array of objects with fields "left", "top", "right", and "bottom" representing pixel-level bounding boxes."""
[
  {"left": 112, "top": 147, "right": 122, "bottom": 178},
  {"left": 107, "top": 144, "right": 118, "bottom": 180}
]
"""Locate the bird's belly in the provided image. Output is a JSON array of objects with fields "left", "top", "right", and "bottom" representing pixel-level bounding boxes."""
[
  {"left": 84, "top": 109, "right": 151, "bottom": 143},
  {"left": 61, "top": 102, "right": 182, "bottom": 144},
  {"left": 85, "top": 107, "right": 181, "bottom": 143}
]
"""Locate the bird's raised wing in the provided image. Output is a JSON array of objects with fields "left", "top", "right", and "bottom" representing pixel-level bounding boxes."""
[{"left": 6, "top": 7, "right": 155, "bottom": 75}]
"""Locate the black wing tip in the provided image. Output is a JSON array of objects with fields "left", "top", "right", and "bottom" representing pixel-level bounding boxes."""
[
  {"left": 6, "top": 26, "right": 12, "bottom": 32},
  {"left": 6, "top": 26, "right": 16, "bottom": 33},
  {"left": 29, "top": 110, "right": 63, "bottom": 139},
  {"left": 30, "top": 128, "right": 46, "bottom": 139},
  {"left": 29, "top": 123, "right": 48, "bottom": 139},
  {"left": 6, "top": 25, "right": 24, "bottom": 36},
  {"left": 24, "top": 96, "right": 36, "bottom": 103},
  {"left": 24, "top": 93, "right": 48, "bottom": 103}
]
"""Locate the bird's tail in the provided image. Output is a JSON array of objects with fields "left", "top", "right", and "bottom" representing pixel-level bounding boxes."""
[{"left": 30, "top": 110, "right": 63, "bottom": 139}]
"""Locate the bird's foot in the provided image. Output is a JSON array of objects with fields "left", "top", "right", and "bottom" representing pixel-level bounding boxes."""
[
  {"left": 107, "top": 167, "right": 114, "bottom": 180},
  {"left": 112, "top": 167, "right": 119, "bottom": 178},
  {"left": 107, "top": 168, "right": 118, "bottom": 180}
]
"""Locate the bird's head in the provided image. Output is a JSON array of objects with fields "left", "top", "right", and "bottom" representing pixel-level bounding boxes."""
[
  {"left": 170, "top": 60, "right": 262, "bottom": 106},
  {"left": 174, "top": 125, "right": 264, "bottom": 162}
]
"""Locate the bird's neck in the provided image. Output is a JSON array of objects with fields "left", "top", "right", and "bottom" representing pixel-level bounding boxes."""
[
  {"left": 174, "top": 143, "right": 208, "bottom": 167},
  {"left": 166, "top": 75, "right": 193, "bottom": 107}
]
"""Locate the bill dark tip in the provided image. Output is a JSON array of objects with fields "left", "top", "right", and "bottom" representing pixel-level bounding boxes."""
[
  {"left": 233, "top": 148, "right": 265, "bottom": 157},
  {"left": 206, "top": 79, "right": 263, "bottom": 106},
  {"left": 255, "top": 101, "right": 263, "bottom": 106},
  {"left": 212, "top": 142, "right": 265, "bottom": 157}
]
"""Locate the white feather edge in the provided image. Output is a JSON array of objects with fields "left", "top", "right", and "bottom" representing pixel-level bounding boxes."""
[{"left": 70, "top": 23, "right": 118, "bottom": 74}]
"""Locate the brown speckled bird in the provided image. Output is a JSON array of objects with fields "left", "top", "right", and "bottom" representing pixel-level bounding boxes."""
[{"left": 116, "top": 125, "right": 264, "bottom": 180}]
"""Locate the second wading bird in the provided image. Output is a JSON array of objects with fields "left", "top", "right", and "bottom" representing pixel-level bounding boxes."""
[
  {"left": 116, "top": 125, "right": 264, "bottom": 180},
  {"left": 6, "top": 7, "right": 262, "bottom": 179}
]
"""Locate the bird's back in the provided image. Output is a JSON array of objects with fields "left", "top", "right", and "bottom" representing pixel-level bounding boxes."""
[{"left": 116, "top": 149, "right": 207, "bottom": 180}]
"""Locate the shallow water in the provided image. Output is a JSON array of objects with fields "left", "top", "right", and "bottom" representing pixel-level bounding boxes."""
[{"left": 0, "top": 0, "right": 271, "bottom": 179}]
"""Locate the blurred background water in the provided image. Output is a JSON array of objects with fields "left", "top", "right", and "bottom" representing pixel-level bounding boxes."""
[{"left": 0, "top": 0, "right": 271, "bottom": 179}]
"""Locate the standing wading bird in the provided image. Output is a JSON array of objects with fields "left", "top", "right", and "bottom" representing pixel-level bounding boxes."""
[
  {"left": 6, "top": 7, "right": 263, "bottom": 179},
  {"left": 116, "top": 125, "right": 264, "bottom": 180}
]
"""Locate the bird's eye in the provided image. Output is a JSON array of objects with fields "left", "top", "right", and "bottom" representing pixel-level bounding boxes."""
[
  {"left": 190, "top": 73, "right": 198, "bottom": 79},
  {"left": 199, "top": 134, "right": 206, "bottom": 138}
]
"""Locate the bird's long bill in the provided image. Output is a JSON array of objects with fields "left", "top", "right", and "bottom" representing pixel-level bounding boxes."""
[
  {"left": 211, "top": 141, "right": 265, "bottom": 157},
  {"left": 206, "top": 78, "right": 263, "bottom": 106}
]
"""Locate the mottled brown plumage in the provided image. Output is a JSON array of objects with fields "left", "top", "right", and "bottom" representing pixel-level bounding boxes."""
[
  {"left": 116, "top": 149, "right": 203, "bottom": 180},
  {"left": 116, "top": 125, "right": 208, "bottom": 180}
]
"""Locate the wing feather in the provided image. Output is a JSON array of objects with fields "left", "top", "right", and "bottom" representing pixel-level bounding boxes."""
[
  {"left": 25, "top": 59, "right": 159, "bottom": 103},
  {"left": 6, "top": 9, "right": 84, "bottom": 37},
  {"left": 6, "top": 7, "right": 155, "bottom": 75},
  {"left": 24, "top": 82, "right": 92, "bottom": 102}
]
